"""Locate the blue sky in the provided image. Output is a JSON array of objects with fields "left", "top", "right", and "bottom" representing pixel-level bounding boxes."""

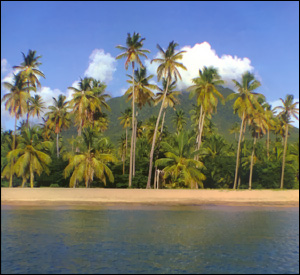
[{"left": 1, "top": 1, "right": 299, "bottom": 130}]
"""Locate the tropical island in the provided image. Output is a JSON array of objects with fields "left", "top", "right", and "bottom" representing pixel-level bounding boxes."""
[{"left": 1, "top": 33, "right": 299, "bottom": 197}]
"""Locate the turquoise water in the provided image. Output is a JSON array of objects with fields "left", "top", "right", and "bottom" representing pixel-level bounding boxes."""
[{"left": 1, "top": 205, "right": 299, "bottom": 274}]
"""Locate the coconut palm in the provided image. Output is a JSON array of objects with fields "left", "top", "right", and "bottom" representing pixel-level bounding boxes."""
[
  {"left": 118, "top": 108, "right": 132, "bottom": 166},
  {"left": 187, "top": 66, "right": 224, "bottom": 157},
  {"left": 13, "top": 49, "right": 45, "bottom": 89},
  {"left": 2, "top": 74, "right": 33, "bottom": 150},
  {"left": 68, "top": 77, "right": 109, "bottom": 141},
  {"left": 227, "top": 71, "right": 262, "bottom": 189},
  {"left": 116, "top": 32, "right": 150, "bottom": 187},
  {"left": 248, "top": 109, "right": 268, "bottom": 189},
  {"left": 155, "top": 78, "right": 181, "bottom": 135},
  {"left": 64, "top": 127, "right": 116, "bottom": 188},
  {"left": 172, "top": 109, "right": 187, "bottom": 134},
  {"left": 45, "top": 94, "right": 70, "bottom": 158},
  {"left": 273, "top": 94, "right": 299, "bottom": 188},
  {"left": 147, "top": 41, "right": 187, "bottom": 188},
  {"left": 7, "top": 127, "right": 52, "bottom": 188},
  {"left": 155, "top": 131, "right": 206, "bottom": 188},
  {"left": 27, "top": 94, "right": 45, "bottom": 125},
  {"left": 125, "top": 67, "right": 157, "bottom": 176}
]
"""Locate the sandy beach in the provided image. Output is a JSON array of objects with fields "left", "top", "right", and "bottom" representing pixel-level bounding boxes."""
[{"left": 1, "top": 188, "right": 299, "bottom": 207}]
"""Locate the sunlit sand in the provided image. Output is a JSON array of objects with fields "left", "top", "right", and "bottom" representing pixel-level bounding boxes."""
[{"left": 1, "top": 188, "right": 299, "bottom": 207}]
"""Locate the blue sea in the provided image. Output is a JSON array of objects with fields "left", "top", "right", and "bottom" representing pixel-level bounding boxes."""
[{"left": 1, "top": 204, "right": 299, "bottom": 274}]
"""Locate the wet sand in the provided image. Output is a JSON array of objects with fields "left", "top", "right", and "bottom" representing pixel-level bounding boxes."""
[{"left": 1, "top": 188, "right": 299, "bottom": 207}]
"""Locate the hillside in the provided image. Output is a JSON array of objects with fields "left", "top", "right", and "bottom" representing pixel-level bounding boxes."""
[{"left": 62, "top": 86, "right": 299, "bottom": 145}]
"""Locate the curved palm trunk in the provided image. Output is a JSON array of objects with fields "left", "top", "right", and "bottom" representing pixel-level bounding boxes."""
[
  {"left": 147, "top": 78, "right": 170, "bottom": 189},
  {"left": 280, "top": 124, "right": 288, "bottom": 189},
  {"left": 21, "top": 176, "right": 27, "bottom": 188},
  {"left": 128, "top": 64, "right": 135, "bottom": 188},
  {"left": 233, "top": 112, "right": 245, "bottom": 189},
  {"left": 249, "top": 135, "right": 257, "bottom": 190},
  {"left": 198, "top": 111, "right": 206, "bottom": 151}
]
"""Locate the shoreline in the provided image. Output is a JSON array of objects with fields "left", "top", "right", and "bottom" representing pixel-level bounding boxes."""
[{"left": 1, "top": 188, "right": 299, "bottom": 207}]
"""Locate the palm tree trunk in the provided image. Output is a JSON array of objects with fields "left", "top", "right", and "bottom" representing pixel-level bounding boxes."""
[
  {"left": 122, "top": 148, "right": 125, "bottom": 175},
  {"left": 267, "top": 127, "right": 270, "bottom": 160},
  {"left": 249, "top": 135, "right": 257, "bottom": 190},
  {"left": 238, "top": 122, "right": 247, "bottom": 189},
  {"left": 125, "top": 128, "right": 128, "bottom": 158},
  {"left": 56, "top": 133, "right": 59, "bottom": 158},
  {"left": 161, "top": 110, "right": 166, "bottom": 134},
  {"left": 22, "top": 176, "right": 27, "bottom": 188},
  {"left": 198, "top": 111, "right": 206, "bottom": 150},
  {"left": 129, "top": 64, "right": 135, "bottom": 188},
  {"left": 233, "top": 112, "right": 245, "bottom": 189},
  {"left": 30, "top": 159, "right": 34, "bottom": 188},
  {"left": 133, "top": 113, "right": 138, "bottom": 177},
  {"left": 280, "top": 124, "right": 288, "bottom": 189},
  {"left": 147, "top": 77, "right": 170, "bottom": 189}
]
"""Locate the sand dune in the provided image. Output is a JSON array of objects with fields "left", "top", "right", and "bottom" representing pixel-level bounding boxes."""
[{"left": 1, "top": 188, "right": 299, "bottom": 207}]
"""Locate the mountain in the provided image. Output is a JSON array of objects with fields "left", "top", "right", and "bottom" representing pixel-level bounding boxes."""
[{"left": 62, "top": 86, "right": 299, "bottom": 145}]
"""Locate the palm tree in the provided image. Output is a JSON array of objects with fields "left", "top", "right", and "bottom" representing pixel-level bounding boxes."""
[
  {"left": 116, "top": 32, "right": 150, "bottom": 187},
  {"left": 118, "top": 108, "right": 132, "bottom": 167},
  {"left": 172, "top": 109, "right": 187, "bottom": 134},
  {"left": 27, "top": 94, "right": 45, "bottom": 125},
  {"left": 45, "top": 94, "right": 70, "bottom": 158},
  {"left": 156, "top": 131, "right": 206, "bottom": 188},
  {"left": 13, "top": 50, "right": 45, "bottom": 129},
  {"left": 248, "top": 109, "right": 268, "bottom": 190},
  {"left": 7, "top": 127, "right": 52, "bottom": 188},
  {"left": 147, "top": 41, "right": 187, "bottom": 189},
  {"left": 64, "top": 127, "right": 115, "bottom": 188},
  {"left": 187, "top": 66, "right": 224, "bottom": 157},
  {"left": 154, "top": 78, "right": 181, "bottom": 135},
  {"left": 125, "top": 67, "right": 157, "bottom": 176},
  {"left": 227, "top": 71, "right": 262, "bottom": 189},
  {"left": 274, "top": 94, "right": 299, "bottom": 188},
  {"left": 2, "top": 74, "right": 33, "bottom": 150},
  {"left": 68, "top": 77, "right": 110, "bottom": 143}
]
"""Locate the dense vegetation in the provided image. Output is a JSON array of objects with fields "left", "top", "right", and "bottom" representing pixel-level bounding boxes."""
[{"left": 1, "top": 34, "right": 299, "bottom": 190}]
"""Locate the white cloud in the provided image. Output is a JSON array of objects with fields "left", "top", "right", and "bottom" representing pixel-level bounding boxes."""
[
  {"left": 146, "top": 42, "right": 257, "bottom": 91},
  {"left": 84, "top": 49, "right": 117, "bottom": 83},
  {"left": 270, "top": 98, "right": 299, "bottom": 128},
  {"left": 1, "top": 59, "right": 9, "bottom": 74}
]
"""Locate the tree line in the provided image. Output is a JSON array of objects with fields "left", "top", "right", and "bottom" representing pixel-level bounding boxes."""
[{"left": 1, "top": 33, "right": 299, "bottom": 189}]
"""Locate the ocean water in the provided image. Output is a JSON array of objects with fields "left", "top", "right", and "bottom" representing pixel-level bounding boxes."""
[{"left": 1, "top": 204, "right": 299, "bottom": 274}]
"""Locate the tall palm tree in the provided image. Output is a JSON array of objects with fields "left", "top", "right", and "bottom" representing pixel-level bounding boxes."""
[
  {"left": 154, "top": 78, "right": 180, "bottom": 135},
  {"left": 274, "top": 94, "right": 299, "bottom": 188},
  {"left": 125, "top": 67, "right": 157, "bottom": 176},
  {"left": 27, "top": 94, "right": 45, "bottom": 126},
  {"left": 13, "top": 50, "right": 45, "bottom": 129},
  {"left": 7, "top": 127, "right": 52, "bottom": 188},
  {"left": 2, "top": 74, "right": 33, "bottom": 150},
  {"left": 227, "top": 71, "right": 262, "bottom": 189},
  {"left": 2, "top": 74, "right": 34, "bottom": 188},
  {"left": 45, "top": 94, "right": 70, "bottom": 158},
  {"left": 248, "top": 109, "right": 268, "bottom": 190},
  {"left": 116, "top": 32, "right": 150, "bottom": 187},
  {"left": 13, "top": 49, "right": 45, "bottom": 89},
  {"left": 68, "top": 77, "right": 110, "bottom": 142},
  {"left": 187, "top": 66, "right": 224, "bottom": 156},
  {"left": 64, "top": 127, "right": 115, "bottom": 188},
  {"left": 147, "top": 41, "right": 187, "bottom": 189},
  {"left": 118, "top": 108, "right": 132, "bottom": 168},
  {"left": 172, "top": 109, "right": 187, "bottom": 134}
]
